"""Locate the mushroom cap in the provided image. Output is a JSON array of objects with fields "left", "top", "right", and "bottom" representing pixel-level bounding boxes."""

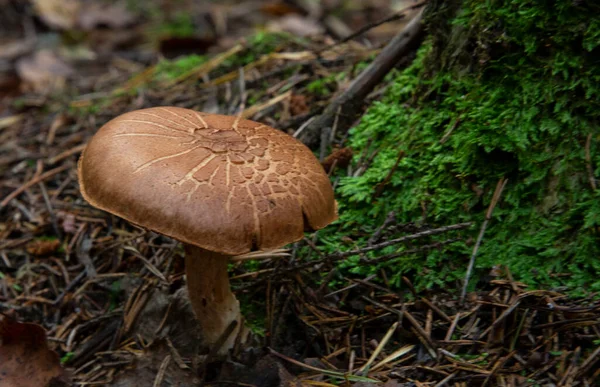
[{"left": 78, "top": 107, "right": 337, "bottom": 255}]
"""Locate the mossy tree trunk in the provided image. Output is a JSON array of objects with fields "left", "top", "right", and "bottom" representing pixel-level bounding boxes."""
[{"left": 333, "top": 0, "right": 600, "bottom": 293}]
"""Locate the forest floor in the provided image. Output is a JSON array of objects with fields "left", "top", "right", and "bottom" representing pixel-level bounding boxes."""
[{"left": 1, "top": 1, "right": 599, "bottom": 386}]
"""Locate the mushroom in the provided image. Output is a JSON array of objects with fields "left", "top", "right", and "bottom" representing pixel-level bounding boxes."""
[{"left": 77, "top": 107, "right": 337, "bottom": 354}]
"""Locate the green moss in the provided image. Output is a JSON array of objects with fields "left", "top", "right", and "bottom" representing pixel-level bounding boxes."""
[
  {"left": 127, "top": 32, "right": 299, "bottom": 89},
  {"left": 238, "top": 293, "right": 267, "bottom": 337},
  {"left": 307, "top": 72, "right": 346, "bottom": 96},
  {"left": 156, "top": 12, "right": 196, "bottom": 38},
  {"left": 60, "top": 352, "right": 75, "bottom": 365},
  {"left": 222, "top": 31, "right": 298, "bottom": 68},
  {"left": 327, "top": 0, "right": 600, "bottom": 293},
  {"left": 68, "top": 101, "right": 104, "bottom": 117},
  {"left": 153, "top": 54, "right": 208, "bottom": 81}
]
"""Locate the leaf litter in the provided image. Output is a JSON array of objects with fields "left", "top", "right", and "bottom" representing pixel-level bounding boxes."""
[{"left": 0, "top": 316, "right": 69, "bottom": 387}]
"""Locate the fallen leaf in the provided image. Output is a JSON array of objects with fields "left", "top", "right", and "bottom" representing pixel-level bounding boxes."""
[
  {"left": 61, "top": 212, "right": 77, "bottom": 234},
  {"left": 77, "top": 2, "right": 136, "bottom": 30},
  {"left": 267, "top": 15, "right": 324, "bottom": 37},
  {"left": 0, "top": 39, "right": 36, "bottom": 61},
  {"left": 289, "top": 94, "right": 309, "bottom": 116},
  {"left": 260, "top": 1, "right": 300, "bottom": 16},
  {"left": 26, "top": 238, "right": 61, "bottom": 256},
  {"left": 0, "top": 70, "right": 21, "bottom": 101},
  {"left": 322, "top": 147, "right": 353, "bottom": 173},
  {"left": 0, "top": 317, "right": 69, "bottom": 387},
  {"left": 0, "top": 115, "right": 23, "bottom": 130},
  {"left": 16, "top": 50, "right": 74, "bottom": 93},
  {"left": 32, "top": 0, "right": 81, "bottom": 30},
  {"left": 32, "top": 0, "right": 136, "bottom": 31}
]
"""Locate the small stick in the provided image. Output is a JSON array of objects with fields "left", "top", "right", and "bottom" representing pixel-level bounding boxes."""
[
  {"left": 47, "top": 143, "right": 86, "bottom": 165},
  {"left": 372, "top": 151, "right": 405, "bottom": 199},
  {"left": 300, "top": 8, "right": 426, "bottom": 146},
  {"left": 444, "top": 313, "right": 461, "bottom": 341},
  {"left": 403, "top": 309, "right": 437, "bottom": 358},
  {"left": 576, "top": 345, "right": 600, "bottom": 379},
  {"left": 38, "top": 181, "right": 63, "bottom": 240},
  {"left": 368, "top": 211, "right": 396, "bottom": 246},
  {"left": 360, "top": 239, "right": 461, "bottom": 265},
  {"left": 479, "top": 300, "right": 521, "bottom": 338},
  {"left": 357, "top": 321, "right": 399, "bottom": 375},
  {"left": 319, "top": 1, "right": 428, "bottom": 53},
  {"left": 433, "top": 371, "right": 457, "bottom": 387},
  {"left": 52, "top": 270, "right": 86, "bottom": 306},
  {"left": 460, "top": 178, "right": 508, "bottom": 303},
  {"left": 420, "top": 297, "right": 452, "bottom": 323},
  {"left": 236, "top": 224, "right": 470, "bottom": 289},
  {"left": 1, "top": 164, "right": 70, "bottom": 208},
  {"left": 152, "top": 355, "right": 171, "bottom": 387}
]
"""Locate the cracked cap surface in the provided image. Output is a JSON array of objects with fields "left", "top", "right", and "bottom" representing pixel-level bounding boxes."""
[{"left": 77, "top": 107, "right": 337, "bottom": 255}]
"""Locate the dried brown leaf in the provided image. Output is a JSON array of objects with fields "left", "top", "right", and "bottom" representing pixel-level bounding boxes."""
[
  {"left": 322, "top": 147, "right": 353, "bottom": 173},
  {"left": 0, "top": 317, "right": 68, "bottom": 387},
  {"left": 32, "top": 0, "right": 81, "bottom": 30},
  {"left": 0, "top": 39, "right": 36, "bottom": 61},
  {"left": 26, "top": 238, "right": 61, "bottom": 256},
  {"left": 32, "top": 0, "right": 136, "bottom": 31},
  {"left": 260, "top": 2, "right": 300, "bottom": 17},
  {"left": 289, "top": 94, "right": 309, "bottom": 116},
  {"left": 267, "top": 15, "right": 324, "bottom": 37},
  {"left": 77, "top": 2, "right": 136, "bottom": 30},
  {"left": 16, "top": 50, "right": 74, "bottom": 93}
]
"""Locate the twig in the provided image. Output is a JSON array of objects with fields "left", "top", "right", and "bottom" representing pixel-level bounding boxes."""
[
  {"left": 53, "top": 270, "right": 87, "bottom": 306},
  {"left": 236, "top": 223, "right": 471, "bottom": 289},
  {"left": 440, "top": 116, "right": 461, "bottom": 144},
  {"left": 47, "top": 143, "right": 86, "bottom": 165},
  {"left": 370, "top": 345, "right": 414, "bottom": 372},
  {"left": 403, "top": 309, "right": 437, "bottom": 358},
  {"left": 368, "top": 211, "right": 396, "bottom": 246},
  {"left": 433, "top": 371, "right": 457, "bottom": 387},
  {"left": 576, "top": 345, "right": 600, "bottom": 379},
  {"left": 1, "top": 163, "right": 71, "bottom": 209},
  {"left": 372, "top": 151, "right": 405, "bottom": 199},
  {"left": 359, "top": 239, "right": 461, "bottom": 265},
  {"left": 299, "top": 8, "right": 426, "bottom": 146},
  {"left": 479, "top": 301, "right": 522, "bottom": 338},
  {"left": 267, "top": 347, "right": 379, "bottom": 383},
  {"left": 319, "top": 1, "right": 428, "bottom": 52},
  {"left": 357, "top": 321, "right": 399, "bottom": 375},
  {"left": 38, "top": 181, "right": 63, "bottom": 240},
  {"left": 334, "top": 223, "right": 470, "bottom": 259},
  {"left": 460, "top": 178, "right": 508, "bottom": 303},
  {"left": 153, "top": 355, "right": 171, "bottom": 387}
]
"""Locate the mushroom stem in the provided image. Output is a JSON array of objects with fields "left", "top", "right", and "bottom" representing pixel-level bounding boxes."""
[{"left": 184, "top": 244, "right": 241, "bottom": 353}]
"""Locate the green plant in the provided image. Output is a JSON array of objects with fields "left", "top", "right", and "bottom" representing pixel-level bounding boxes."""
[
  {"left": 60, "top": 352, "right": 75, "bottom": 364},
  {"left": 306, "top": 72, "right": 346, "bottom": 96},
  {"left": 153, "top": 54, "right": 207, "bottom": 81},
  {"left": 154, "top": 12, "right": 195, "bottom": 38}
]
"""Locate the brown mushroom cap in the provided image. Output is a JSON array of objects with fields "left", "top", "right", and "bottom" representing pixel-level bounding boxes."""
[{"left": 78, "top": 107, "right": 337, "bottom": 255}]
